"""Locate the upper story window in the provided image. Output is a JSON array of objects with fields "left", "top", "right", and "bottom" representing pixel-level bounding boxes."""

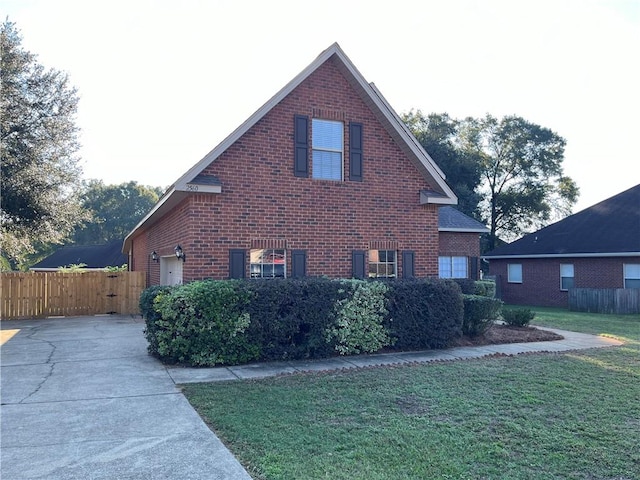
[
  {"left": 250, "top": 249, "right": 286, "bottom": 278},
  {"left": 439, "top": 256, "right": 468, "bottom": 279},
  {"left": 312, "top": 119, "right": 343, "bottom": 181},
  {"left": 623, "top": 263, "right": 640, "bottom": 288},
  {"left": 368, "top": 250, "right": 396, "bottom": 278},
  {"left": 507, "top": 263, "right": 522, "bottom": 283},
  {"left": 560, "top": 264, "right": 574, "bottom": 291}
]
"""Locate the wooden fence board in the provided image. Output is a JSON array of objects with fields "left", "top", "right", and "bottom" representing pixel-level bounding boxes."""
[
  {"left": 569, "top": 288, "right": 640, "bottom": 314},
  {"left": 1, "top": 272, "right": 146, "bottom": 320}
]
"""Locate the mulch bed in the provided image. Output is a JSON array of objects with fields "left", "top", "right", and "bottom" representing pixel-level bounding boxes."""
[{"left": 451, "top": 324, "right": 564, "bottom": 347}]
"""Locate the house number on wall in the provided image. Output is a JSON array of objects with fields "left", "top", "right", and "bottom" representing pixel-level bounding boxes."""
[{"left": 186, "top": 184, "right": 199, "bottom": 192}]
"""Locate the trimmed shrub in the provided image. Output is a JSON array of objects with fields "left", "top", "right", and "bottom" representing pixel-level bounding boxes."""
[
  {"left": 474, "top": 280, "right": 496, "bottom": 298},
  {"left": 462, "top": 294, "right": 503, "bottom": 337},
  {"left": 327, "top": 279, "right": 392, "bottom": 355},
  {"left": 152, "top": 280, "right": 259, "bottom": 366},
  {"left": 502, "top": 307, "right": 535, "bottom": 327},
  {"left": 140, "top": 285, "right": 176, "bottom": 354},
  {"left": 452, "top": 278, "right": 476, "bottom": 294},
  {"left": 385, "top": 279, "right": 463, "bottom": 350},
  {"left": 244, "top": 277, "right": 344, "bottom": 360}
]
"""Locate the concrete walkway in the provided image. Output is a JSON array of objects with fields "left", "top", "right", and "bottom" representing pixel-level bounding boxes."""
[
  {"left": 0, "top": 315, "right": 252, "bottom": 480},
  {"left": 166, "top": 325, "right": 624, "bottom": 384},
  {"left": 1, "top": 315, "right": 623, "bottom": 480}
]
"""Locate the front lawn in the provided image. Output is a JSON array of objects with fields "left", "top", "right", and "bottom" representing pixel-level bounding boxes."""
[{"left": 183, "top": 309, "right": 640, "bottom": 480}]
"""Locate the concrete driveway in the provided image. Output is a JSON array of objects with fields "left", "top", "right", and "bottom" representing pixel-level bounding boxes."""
[{"left": 0, "top": 315, "right": 252, "bottom": 480}]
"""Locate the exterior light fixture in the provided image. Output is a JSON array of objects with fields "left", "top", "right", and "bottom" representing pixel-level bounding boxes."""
[
  {"left": 151, "top": 251, "right": 159, "bottom": 262},
  {"left": 175, "top": 245, "right": 186, "bottom": 261}
]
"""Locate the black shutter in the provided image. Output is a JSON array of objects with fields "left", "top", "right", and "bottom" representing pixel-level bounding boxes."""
[
  {"left": 229, "top": 249, "right": 246, "bottom": 279},
  {"left": 294, "top": 115, "right": 309, "bottom": 177},
  {"left": 402, "top": 251, "right": 415, "bottom": 278},
  {"left": 352, "top": 250, "right": 366, "bottom": 279},
  {"left": 349, "top": 122, "right": 363, "bottom": 181},
  {"left": 470, "top": 256, "right": 478, "bottom": 280},
  {"left": 291, "top": 250, "right": 307, "bottom": 278}
]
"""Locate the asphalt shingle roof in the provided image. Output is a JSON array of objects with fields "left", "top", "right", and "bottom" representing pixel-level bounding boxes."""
[
  {"left": 438, "top": 206, "right": 489, "bottom": 233},
  {"left": 484, "top": 184, "right": 640, "bottom": 258},
  {"left": 30, "top": 240, "right": 128, "bottom": 270}
]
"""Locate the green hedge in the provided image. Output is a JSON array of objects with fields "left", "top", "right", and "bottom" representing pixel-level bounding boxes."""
[
  {"left": 462, "top": 294, "right": 503, "bottom": 337},
  {"left": 141, "top": 277, "right": 466, "bottom": 366}
]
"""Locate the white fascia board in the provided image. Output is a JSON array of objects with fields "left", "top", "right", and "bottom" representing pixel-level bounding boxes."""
[
  {"left": 175, "top": 183, "right": 222, "bottom": 194},
  {"left": 439, "top": 227, "right": 489, "bottom": 233},
  {"left": 482, "top": 252, "right": 640, "bottom": 260}
]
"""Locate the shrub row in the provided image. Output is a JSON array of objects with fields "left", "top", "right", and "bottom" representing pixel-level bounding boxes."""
[{"left": 140, "top": 278, "right": 466, "bottom": 367}]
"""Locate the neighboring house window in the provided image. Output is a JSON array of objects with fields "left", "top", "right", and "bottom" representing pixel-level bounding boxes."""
[
  {"left": 623, "top": 264, "right": 640, "bottom": 288},
  {"left": 508, "top": 263, "right": 523, "bottom": 283},
  {"left": 368, "top": 250, "right": 396, "bottom": 278},
  {"left": 560, "top": 264, "right": 574, "bottom": 291},
  {"left": 312, "top": 119, "right": 343, "bottom": 180},
  {"left": 250, "top": 249, "right": 286, "bottom": 278},
  {"left": 439, "top": 256, "right": 468, "bottom": 279}
]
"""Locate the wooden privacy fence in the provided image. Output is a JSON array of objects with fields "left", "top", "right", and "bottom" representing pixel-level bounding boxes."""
[
  {"left": 1, "top": 271, "right": 146, "bottom": 320},
  {"left": 569, "top": 288, "right": 640, "bottom": 315}
]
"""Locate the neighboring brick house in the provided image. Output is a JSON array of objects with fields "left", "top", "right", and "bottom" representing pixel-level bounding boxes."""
[
  {"left": 438, "top": 206, "right": 488, "bottom": 280},
  {"left": 31, "top": 240, "right": 127, "bottom": 271},
  {"left": 483, "top": 184, "right": 640, "bottom": 307},
  {"left": 124, "top": 43, "right": 461, "bottom": 285}
]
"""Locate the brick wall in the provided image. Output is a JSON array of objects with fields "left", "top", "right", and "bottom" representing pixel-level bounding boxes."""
[
  {"left": 134, "top": 58, "right": 441, "bottom": 283},
  {"left": 489, "top": 256, "right": 640, "bottom": 307}
]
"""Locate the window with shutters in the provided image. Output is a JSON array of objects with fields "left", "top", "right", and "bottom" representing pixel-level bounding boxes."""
[
  {"left": 560, "top": 264, "right": 574, "bottom": 291},
  {"left": 250, "top": 249, "right": 286, "bottom": 278},
  {"left": 438, "top": 256, "right": 468, "bottom": 279},
  {"left": 368, "top": 250, "right": 397, "bottom": 278},
  {"left": 312, "top": 119, "right": 343, "bottom": 181}
]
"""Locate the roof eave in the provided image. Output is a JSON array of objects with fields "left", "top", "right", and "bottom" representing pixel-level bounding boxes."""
[{"left": 482, "top": 252, "right": 640, "bottom": 260}]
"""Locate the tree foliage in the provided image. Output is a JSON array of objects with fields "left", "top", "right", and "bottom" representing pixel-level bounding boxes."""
[
  {"left": 1, "top": 20, "right": 87, "bottom": 269},
  {"left": 73, "top": 180, "right": 163, "bottom": 245},
  {"left": 458, "top": 114, "right": 578, "bottom": 250},
  {"left": 402, "top": 110, "right": 482, "bottom": 218},
  {"left": 403, "top": 111, "right": 578, "bottom": 251}
]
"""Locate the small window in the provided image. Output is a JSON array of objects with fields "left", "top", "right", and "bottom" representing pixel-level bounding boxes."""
[
  {"left": 560, "top": 264, "right": 574, "bottom": 291},
  {"left": 368, "top": 250, "right": 396, "bottom": 278},
  {"left": 312, "top": 119, "right": 343, "bottom": 181},
  {"left": 624, "top": 264, "right": 640, "bottom": 288},
  {"left": 250, "top": 249, "right": 286, "bottom": 278},
  {"left": 508, "top": 263, "right": 523, "bottom": 283},
  {"left": 439, "top": 256, "right": 468, "bottom": 279}
]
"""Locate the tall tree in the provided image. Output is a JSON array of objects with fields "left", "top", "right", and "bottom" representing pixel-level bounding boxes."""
[
  {"left": 1, "top": 20, "right": 87, "bottom": 269},
  {"left": 402, "top": 110, "right": 482, "bottom": 218},
  {"left": 73, "top": 181, "right": 163, "bottom": 245},
  {"left": 458, "top": 114, "right": 579, "bottom": 250}
]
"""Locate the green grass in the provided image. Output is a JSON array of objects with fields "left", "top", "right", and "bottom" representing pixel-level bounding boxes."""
[{"left": 183, "top": 308, "right": 640, "bottom": 480}]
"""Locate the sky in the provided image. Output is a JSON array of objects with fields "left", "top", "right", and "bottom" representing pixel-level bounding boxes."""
[{"left": 4, "top": 0, "right": 639, "bottom": 213}]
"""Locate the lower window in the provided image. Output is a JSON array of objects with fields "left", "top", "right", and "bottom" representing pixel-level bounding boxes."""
[
  {"left": 624, "top": 264, "right": 640, "bottom": 288},
  {"left": 368, "top": 250, "right": 396, "bottom": 278},
  {"left": 508, "top": 263, "right": 523, "bottom": 283},
  {"left": 250, "top": 249, "right": 286, "bottom": 278},
  {"left": 439, "top": 256, "right": 468, "bottom": 279},
  {"left": 560, "top": 264, "right": 574, "bottom": 290}
]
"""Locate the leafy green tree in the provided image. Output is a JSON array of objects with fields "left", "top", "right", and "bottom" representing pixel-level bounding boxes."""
[
  {"left": 458, "top": 114, "right": 579, "bottom": 250},
  {"left": 1, "top": 20, "right": 87, "bottom": 269},
  {"left": 73, "top": 180, "right": 163, "bottom": 245},
  {"left": 402, "top": 110, "right": 482, "bottom": 218}
]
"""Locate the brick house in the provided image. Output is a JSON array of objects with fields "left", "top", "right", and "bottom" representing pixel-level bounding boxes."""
[
  {"left": 438, "top": 206, "right": 488, "bottom": 280},
  {"left": 124, "top": 43, "right": 471, "bottom": 285},
  {"left": 483, "top": 184, "right": 640, "bottom": 307}
]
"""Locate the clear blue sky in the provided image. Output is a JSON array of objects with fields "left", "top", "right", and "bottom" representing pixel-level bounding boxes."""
[{"left": 4, "top": 0, "right": 639, "bottom": 213}]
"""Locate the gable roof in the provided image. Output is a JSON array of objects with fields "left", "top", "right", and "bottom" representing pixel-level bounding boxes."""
[
  {"left": 30, "top": 240, "right": 128, "bottom": 271},
  {"left": 483, "top": 184, "right": 640, "bottom": 259},
  {"left": 123, "top": 42, "right": 457, "bottom": 253},
  {"left": 438, "top": 206, "right": 488, "bottom": 233}
]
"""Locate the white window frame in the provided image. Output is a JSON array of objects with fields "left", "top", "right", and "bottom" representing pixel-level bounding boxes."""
[
  {"left": 560, "top": 264, "right": 574, "bottom": 291},
  {"left": 623, "top": 263, "right": 640, "bottom": 289},
  {"left": 368, "top": 250, "right": 397, "bottom": 278},
  {"left": 312, "top": 119, "right": 343, "bottom": 181},
  {"left": 250, "top": 249, "right": 286, "bottom": 279},
  {"left": 507, "top": 263, "right": 523, "bottom": 283},
  {"left": 438, "top": 256, "right": 468, "bottom": 279}
]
